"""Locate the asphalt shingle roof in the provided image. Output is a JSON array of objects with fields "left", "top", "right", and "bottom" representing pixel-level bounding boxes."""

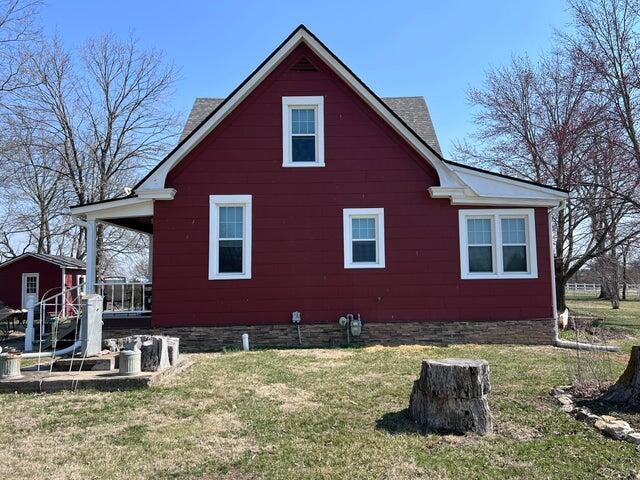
[{"left": 179, "top": 96, "right": 442, "bottom": 154}]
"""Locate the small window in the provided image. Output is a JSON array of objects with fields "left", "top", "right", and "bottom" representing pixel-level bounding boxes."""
[
  {"left": 209, "top": 195, "right": 252, "bottom": 280},
  {"left": 282, "top": 96, "right": 325, "bottom": 167},
  {"left": 343, "top": 208, "right": 385, "bottom": 269},
  {"left": 459, "top": 209, "right": 537, "bottom": 279}
]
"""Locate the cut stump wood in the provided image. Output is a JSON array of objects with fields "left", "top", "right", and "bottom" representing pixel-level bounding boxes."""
[
  {"left": 409, "top": 358, "right": 493, "bottom": 435},
  {"left": 603, "top": 346, "right": 640, "bottom": 406}
]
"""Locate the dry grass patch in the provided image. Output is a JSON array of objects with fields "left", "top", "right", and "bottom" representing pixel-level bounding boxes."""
[
  {"left": 253, "top": 383, "right": 319, "bottom": 412},
  {"left": 274, "top": 348, "right": 353, "bottom": 360},
  {"left": 288, "top": 360, "right": 346, "bottom": 374}
]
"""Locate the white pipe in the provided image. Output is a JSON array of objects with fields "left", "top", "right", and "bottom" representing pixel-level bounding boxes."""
[
  {"left": 21, "top": 341, "right": 81, "bottom": 359},
  {"left": 554, "top": 338, "right": 620, "bottom": 352},
  {"left": 242, "top": 333, "right": 249, "bottom": 351}
]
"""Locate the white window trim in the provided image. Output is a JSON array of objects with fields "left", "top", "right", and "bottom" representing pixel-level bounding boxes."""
[
  {"left": 343, "top": 208, "right": 385, "bottom": 269},
  {"left": 459, "top": 208, "right": 538, "bottom": 280},
  {"left": 21, "top": 272, "right": 39, "bottom": 308},
  {"left": 209, "top": 195, "right": 252, "bottom": 280},
  {"left": 282, "top": 96, "right": 325, "bottom": 167}
]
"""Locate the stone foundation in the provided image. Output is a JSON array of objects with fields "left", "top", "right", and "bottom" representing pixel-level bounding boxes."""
[{"left": 104, "top": 318, "right": 555, "bottom": 353}]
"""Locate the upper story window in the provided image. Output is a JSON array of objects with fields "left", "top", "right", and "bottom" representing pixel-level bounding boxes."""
[
  {"left": 343, "top": 208, "right": 385, "bottom": 269},
  {"left": 458, "top": 208, "right": 538, "bottom": 280},
  {"left": 209, "top": 195, "right": 252, "bottom": 280},
  {"left": 282, "top": 96, "right": 325, "bottom": 167}
]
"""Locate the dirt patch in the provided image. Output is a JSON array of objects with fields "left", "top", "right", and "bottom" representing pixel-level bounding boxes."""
[
  {"left": 253, "top": 383, "right": 319, "bottom": 412},
  {"left": 274, "top": 349, "right": 353, "bottom": 360}
]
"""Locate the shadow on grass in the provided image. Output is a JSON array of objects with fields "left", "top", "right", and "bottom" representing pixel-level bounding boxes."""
[
  {"left": 575, "top": 396, "right": 640, "bottom": 417},
  {"left": 375, "top": 408, "right": 423, "bottom": 434}
]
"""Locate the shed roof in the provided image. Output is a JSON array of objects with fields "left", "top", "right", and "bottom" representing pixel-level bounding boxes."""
[{"left": 0, "top": 253, "right": 85, "bottom": 270}]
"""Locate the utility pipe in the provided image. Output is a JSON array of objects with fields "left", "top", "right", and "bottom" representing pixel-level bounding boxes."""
[{"left": 20, "top": 341, "right": 81, "bottom": 359}]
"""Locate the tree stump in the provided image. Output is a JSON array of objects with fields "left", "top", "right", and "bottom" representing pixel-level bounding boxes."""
[
  {"left": 409, "top": 358, "right": 493, "bottom": 435},
  {"left": 603, "top": 346, "right": 640, "bottom": 406}
]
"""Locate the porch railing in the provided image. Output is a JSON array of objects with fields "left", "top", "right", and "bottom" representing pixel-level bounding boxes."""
[{"left": 95, "top": 281, "right": 151, "bottom": 315}]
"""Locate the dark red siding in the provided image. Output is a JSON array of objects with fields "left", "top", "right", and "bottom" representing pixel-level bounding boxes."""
[
  {"left": 152, "top": 44, "right": 554, "bottom": 327},
  {"left": 0, "top": 256, "right": 64, "bottom": 309}
]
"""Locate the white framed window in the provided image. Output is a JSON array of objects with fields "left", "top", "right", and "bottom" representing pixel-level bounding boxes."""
[
  {"left": 282, "top": 96, "right": 325, "bottom": 167},
  {"left": 343, "top": 208, "right": 385, "bottom": 269},
  {"left": 21, "top": 272, "right": 39, "bottom": 309},
  {"left": 458, "top": 208, "right": 538, "bottom": 279},
  {"left": 209, "top": 195, "right": 252, "bottom": 280}
]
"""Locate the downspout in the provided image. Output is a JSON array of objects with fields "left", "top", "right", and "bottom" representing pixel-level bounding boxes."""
[{"left": 548, "top": 203, "right": 620, "bottom": 352}]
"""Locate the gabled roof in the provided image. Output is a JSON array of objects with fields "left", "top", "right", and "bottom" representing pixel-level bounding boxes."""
[
  {"left": 181, "top": 96, "right": 443, "bottom": 154},
  {"left": 70, "top": 24, "right": 567, "bottom": 216},
  {"left": 0, "top": 253, "right": 86, "bottom": 270}
]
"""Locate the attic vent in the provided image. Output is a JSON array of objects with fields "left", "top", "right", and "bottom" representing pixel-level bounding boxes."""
[{"left": 290, "top": 57, "right": 317, "bottom": 71}]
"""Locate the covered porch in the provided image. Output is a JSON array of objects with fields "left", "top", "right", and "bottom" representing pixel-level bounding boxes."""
[{"left": 69, "top": 189, "right": 174, "bottom": 325}]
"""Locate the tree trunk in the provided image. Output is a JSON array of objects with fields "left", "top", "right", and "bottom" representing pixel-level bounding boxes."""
[
  {"left": 602, "top": 346, "right": 640, "bottom": 406},
  {"left": 555, "top": 257, "right": 567, "bottom": 311}
]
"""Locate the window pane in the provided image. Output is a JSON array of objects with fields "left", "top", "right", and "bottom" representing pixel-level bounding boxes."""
[
  {"left": 292, "top": 136, "right": 315, "bottom": 162},
  {"left": 352, "top": 217, "right": 375, "bottom": 240},
  {"left": 503, "top": 245, "right": 527, "bottom": 272},
  {"left": 292, "top": 108, "right": 315, "bottom": 134},
  {"left": 353, "top": 240, "right": 376, "bottom": 262},
  {"left": 467, "top": 218, "right": 492, "bottom": 245},
  {"left": 219, "top": 239, "right": 243, "bottom": 273},
  {"left": 26, "top": 277, "right": 37, "bottom": 293},
  {"left": 468, "top": 246, "right": 493, "bottom": 272},
  {"left": 219, "top": 207, "right": 242, "bottom": 239},
  {"left": 501, "top": 218, "right": 526, "bottom": 244}
]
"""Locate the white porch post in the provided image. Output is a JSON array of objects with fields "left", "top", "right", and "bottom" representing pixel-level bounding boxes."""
[{"left": 86, "top": 219, "right": 97, "bottom": 294}]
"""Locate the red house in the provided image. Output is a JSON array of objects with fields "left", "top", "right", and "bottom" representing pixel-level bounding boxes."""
[
  {"left": 70, "top": 26, "right": 568, "bottom": 350},
  {"left": 0, "top": 253, "right": 85, "bottom": 310}
]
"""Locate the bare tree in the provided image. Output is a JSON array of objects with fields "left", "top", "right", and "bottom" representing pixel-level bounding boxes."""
[
  {"left": 12, "top": 33, "right": 179, "bottom": 272},
  {"left": 456, "top": 52, "right": 640, "bottom": 310},
  {"left": 0, "top": 0, "right": 39, "bottom": 102},
  {"left": 566, "top": 0, "right": 640, "bottom": 170}
]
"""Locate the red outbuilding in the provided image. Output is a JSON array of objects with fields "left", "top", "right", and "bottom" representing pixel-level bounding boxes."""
[
  {"left": 70, "top": 26, "right": 568, "bottom": 350},
  {"left": 0, "top": 253, "right": 85, "bottom": 310}
]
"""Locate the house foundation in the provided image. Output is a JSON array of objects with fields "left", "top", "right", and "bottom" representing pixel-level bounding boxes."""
[{"left": 104, "top": 318, "right": 556, "bottom": 353}]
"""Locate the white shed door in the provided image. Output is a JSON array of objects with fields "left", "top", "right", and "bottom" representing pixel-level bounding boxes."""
[{"left": 21, "top": 273, "right": 39, "bottom": 309}]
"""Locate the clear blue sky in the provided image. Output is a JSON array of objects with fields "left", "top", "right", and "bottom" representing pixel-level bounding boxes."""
[{"left": 39, "top": 0, "right": 571, "bottom": 158}]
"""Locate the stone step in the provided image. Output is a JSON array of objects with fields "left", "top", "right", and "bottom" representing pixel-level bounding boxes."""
[{"left": 52, "top": 353, "right": 118, "bottom": 371}]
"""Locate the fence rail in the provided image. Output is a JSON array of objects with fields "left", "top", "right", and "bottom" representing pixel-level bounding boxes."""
[
  {"left": 95, "top": 281, "right": 152, "bottom": 314},
  {"left": 566, "top": 283, "right": 640, "bottom": 298}
]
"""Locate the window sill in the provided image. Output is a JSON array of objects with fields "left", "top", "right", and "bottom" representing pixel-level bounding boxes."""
[
  {"left": 209, "top": 273, "right": 252, "bottom": 281},
  {"left": 344, "top": 263, "right": 386, "bottom": 269},
  {"left": 461, "top": 272, "right": 538, "bottom": 280},
  {"left": 282, "top": 162, "right": 325, "bottom": 168}
]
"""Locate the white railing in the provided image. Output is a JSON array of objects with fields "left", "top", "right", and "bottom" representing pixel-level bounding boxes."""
[
  {"left": 95, "top": 281, "right": 151, "bottom": 315},
  {"left": 566, "top": 283, "right": 640, "bottom": 298},
  {"left": 25, "top": 283, "right": 84, "bottom": 352}
]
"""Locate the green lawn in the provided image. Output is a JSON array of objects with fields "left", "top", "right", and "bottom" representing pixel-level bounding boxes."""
[
  {"left": 567, "top": 295, "right": 640, "bottom": 333},
  {"left": 2, "top": 344, "right": 639, "bottom": 479}
]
